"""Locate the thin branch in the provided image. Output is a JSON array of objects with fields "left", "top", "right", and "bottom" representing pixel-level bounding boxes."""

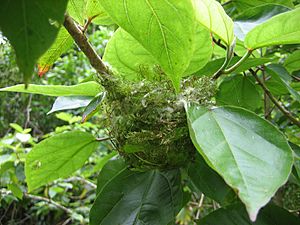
[
  {"left": 63, "top": 14, "right": 109, "bottom": 78},
  {"left": 223, "top": 50, "right": 252, "bottom": 74},
  {"left": 96, "top": 137, "right": 111, "bottom": 142},
  {"left": 292, "top": 75, "right": 300, "bottom": 82},
  {"left": 250, "top": 69, "right": 300, "bottom": 127},
  {"left": 222, "top": 0, "right": 232, "bottom": 7},
  {"left": 64, "top": 176, "right": 97, "bottom": 189}
]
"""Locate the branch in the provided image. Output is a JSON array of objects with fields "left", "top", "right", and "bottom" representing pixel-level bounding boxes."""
[
  {"left": 249, "top": 69, "right": 300, "bottom": 127},
  {"left": 63, "top": 14, "right": 109, "bottom": 78},
  {"left": 213, "top": 38, "right": 300, "bottom": 128},
  {"left": 63, "top": 176, "right": 97, "bottom": 189}
]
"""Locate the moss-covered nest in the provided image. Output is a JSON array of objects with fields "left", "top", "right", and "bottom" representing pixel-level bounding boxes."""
[{"left": 103, "top": 76, "right": 216, "bottom": 170}]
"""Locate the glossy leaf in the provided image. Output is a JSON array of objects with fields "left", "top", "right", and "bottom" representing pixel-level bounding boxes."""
[
  {"left": 100, "top": 0, "right": 196, "bottom": 91},
  {"left": 25, "top": 131, "right": 98, "bottom": 192},
  {"left": 48, "top": 96, "right": 93, "bottom": 115},
  {"left": 234, "top": 4, "right": 290, "bottom": 41},
  {"left": 195, "top": 57, "right": 272, "bottom": 77},
  {"left": 38, "top": 27, "right": 74, "bottom": 76},
  {"left": 186, "top": 104, "right": 293, "bottom": 221},
  {"left": 0, "top": 0, "right": 68, "bottom": 84},
  {"left": 193, "top": 0, "right": 234, "bottom": 46},
  {"left": 244, "top": 8, "right": 300, "bottom": 49},
  {"left": 67, "top": 0, "right": 86, "bottom": 25},
  {"left": 266, "top": 64, "right": 300, "bottom": 102},
  {"left": 284, "top": 50, "right": 300, "bottom": 73},
  {"left": 188, "top": 155, "right": 236, "bottom": 206},
  {"left": 216, "top": 75, "right": 262, "bottom": 111},
  {"left": 0, "top": 82, "right": 102, "bottom": 97},
  {"left": 91, "top": 159, "right": 183, "bottom": 225},
  {"left": 199, "top": 203, "right": 300, "bottom": 225},
  {"left": 82, "top": 92, "right": 106, "bottom": 123}
]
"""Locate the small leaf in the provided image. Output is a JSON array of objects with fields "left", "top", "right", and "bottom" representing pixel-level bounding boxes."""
[
  {"left": 0, "top": 0, "right": 69, "bottom": 84},
  {"left": 86, "top": 0, "right": 113, "bottom": 25},
  {"left": 186, "top": 104, "right": 293, "bottom": 221},
  {"left": 25, "top": 131, "right": 98, "bottom": 192},
  {"left": 82, "top": 92, "right": 106, "bottom": 123},
  {"left": 199, "top": 203, "right": 300, "bottom": 225},
  {"left": 100, "top": 0, "right": 196, "bottom": 91},
  {"left": 284, "top": 49, "right": 300, "bottom": 73},
  {"left": 0, "top": 82, "right": 102, "bottom": 97},
  {"left": 91, "top": 159, "right": 183, "bottom": 225},
  {"left": 244, "top": 8, "right": 300, "bottom": 49},
  {"left": 216, "top": 75, "right": 262, "bottom": 111},
  {"left": 193, "top": 0, "right": 234, "bottom": 46},
  {"left": 7, "top": 183, "right": 23, "bottom": 200},
  {"left": 48, "top": 96, "right": 93, "bottom": 115},
  {"left": 37, "top": 27, "right": 74, "bottom": 76}
]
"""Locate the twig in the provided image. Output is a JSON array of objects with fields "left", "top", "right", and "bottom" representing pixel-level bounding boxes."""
[
  {"left": 64, "top": 176, "right": 97, "bottom": 189},
  {"left": 195, "top": 194, "right": 205, "bottom": 220},
  {"left": 292, "top": 75, "right": 300, "bottom": 82},
  {"left": 222, "top": 0, "right": 232, "bottom": 7},
  {"left": 96, "top": 137, "right": 111, "bottom": 142},
  {"left": 63, "top": 14, "right": 109, "bottom": 78},
  {"left": 250, "top": 69, "right": 300, "bottom": 127},
  {"left": 24, "top": 94, "right": 32, "bottom": 129}
]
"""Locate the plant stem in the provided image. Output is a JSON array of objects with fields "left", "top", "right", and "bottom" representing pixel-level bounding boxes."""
[
  {"left": 63, "top": 14, "right": 109, "bottom": 78},
  {"left": 223, "top": 50, "right": 252, "bottom": 74},
  {"left": 249, "top": 69, "right": 300, "bottom": 128}
]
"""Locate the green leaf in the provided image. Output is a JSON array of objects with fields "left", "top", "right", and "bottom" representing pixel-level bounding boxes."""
[
  {"left": 216, "top": 75, "right": 262, "bottom": 111},
  {"left": 48, "top": 96, "right": 93, "bottom": 115},
  {"left": 186, "top": 104, "right": 293, "bottom": 221},
  {"left": 0, "top": 0, "right": 68, "bottom": 84},
  {"left": 7, "top": 183, "right": 23, "bottom": 200},
  {"left": 184, "top": 24, "right": 213, "bottom": 76},
  {"left": 37, "top": 27, "right": 74, "bottom": 76},
  {"left": 100, "top": 0, "right": 196, "bottom": 91},
  {"left": 103, "top": 28, "right": 160, "bottom": 81},
  {"left": 91, "top": 159, "right": 183, "bottom": 225},
  {"left": 25, "top": 131, "right": 98, "bottom": 192},
  {"left": 86, "top": 0, "right": 113, "bottom": 25},
  {"left": 232, "top": 0, "right": 294, "bottom": 11},
  {"left": 193, "top": 0, "right": 234, "bottom": 46},
  {"left": 199, "top": 203, "right": 300, "bottom": 225},
  {"left": 266, "top": 64, "right": 300, "bottom": 102},
  {"left": 195, "top": 57, "right": 272, "bottom": 77},
  {"left": 234, "top": 4, "right": 290, "bottom": 41},
  {"left": 244, "top": 8, "right": 300, "bottom": 49},
  {"left": 188, "top": 155, "right": 236, "bottom": 206},
  {"left": 284, "top": 50, "right": 300, "bottom": 73},
  {"left": 0, "top": 82, "right": 102, "bottom": 97},
  {"left": 67, "top": 0, "right": 87, "bottom": 25},
  {"left": 82, "top": 92, "right": 106, "bottom": 123}
]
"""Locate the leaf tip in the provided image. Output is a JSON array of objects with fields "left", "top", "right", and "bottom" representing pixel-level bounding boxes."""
[{"left": 38, "top": 65, "right": 51, "bottom": 77}]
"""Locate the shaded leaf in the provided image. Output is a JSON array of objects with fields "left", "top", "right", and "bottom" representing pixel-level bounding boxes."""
[
  {"left": 199, "top": 203, "right": 300, "bottom": 225},
  {"left": 25, "top": 131, "right": 98, "bottom": 192},
  {"left": 48, "top": 96, "right": 93, "bottom": 115},
  {"left": 284, "top": 49, "right": 300, "bottom": 73},
  {"left": 186, "top": 104, "right": 293, "bottom": 221},
  {"left": 91, "top": 159, "right": 183, "bottom": 225},
  {"left": 0, "top": 82, "right": 101, "bottom": 97},
  {"left": 244, "top": 8, "right": 300, "bottom": 49},
  {"left": 216, "top": 75, "right": 262, "bottom": 111},
  {"left": 100, "top": 0, "right": 196, "bottom": 91},
  {"left": 82, "top": 92, "right": 106, "bottom": 123},
  {"left": 193, "top": 0, "right": 234, "bottom": 46},
  {"left": 0, "top": 0, "right": 69, "bottom": 84}
]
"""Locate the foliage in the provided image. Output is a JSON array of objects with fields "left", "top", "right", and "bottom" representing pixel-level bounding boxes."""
[{"left": 1, "top": 0, "right": 300, "bottom": 224}]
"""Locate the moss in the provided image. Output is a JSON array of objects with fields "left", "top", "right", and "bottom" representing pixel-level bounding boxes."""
[{"left": 103, "top": 75, "right": 217, "bottom": 170}]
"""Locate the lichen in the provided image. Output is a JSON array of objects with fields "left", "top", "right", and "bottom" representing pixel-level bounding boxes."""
[{"left": 102, "top": 75, "right": 217, "bottom": 170}]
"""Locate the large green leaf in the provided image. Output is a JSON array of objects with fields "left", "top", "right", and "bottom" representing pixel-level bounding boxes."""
[
  {"left": 25, "top": 131, "right": 98, "bottom": 192},
  {"left": 193, "top": 0, "right": 234, "bottom": 46},
  {"left": 104, "top": 26, "right": 212, "bottom": 80},
  {"left": 199, "top": 203, "right": 300, "bottom": 225},
  {"left": 0, "top": 82, "right": 101, "bottom": 97},
  {"left": 234, "top": 4, "right": 290, "bottom": 41},
  {"left": 91, "top": 159, "right": 183, "bottom": 225},
  {"left": 0, "top": 0, "right": 68, "bottom": 84},
  {"left": 188, "top": 155, "right": 236, "bottom": 206},
  {"left": 244, "top": 8, "right": 300, "bottom": 49},
  {"left": 100, "top": 0, "right": 196, "bottom": 91},
  {"left": 284, "top": 49, "right": 300, "bottom": 73},
  {"left": 186, "top": 104, "right": 293, "bottom": 221},
  {"left": 216, "top": 75, "right": 262, "bottom": 111},
  {"left": 37, "top": 27, "right": 74, "bottom": 76}
]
